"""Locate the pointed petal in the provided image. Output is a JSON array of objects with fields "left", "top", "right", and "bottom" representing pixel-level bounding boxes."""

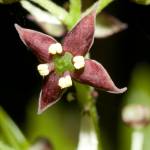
[
  {"left": 62, "top": 9, "right": 96, "bottom": 56},
  {"left": 38, "top": 72, "right": 64, "bottom": 114},
  {"left": 71, "top": 59, "right": 127, "bottom": 94},
  {"left": 15, "top": 24, "right": 57, "bottom": 63}
]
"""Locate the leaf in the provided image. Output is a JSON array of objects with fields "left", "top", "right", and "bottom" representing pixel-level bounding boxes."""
[
  {"left": 0, "top": 141, "right": 15, "bottom": 150},
  {"left": 21, "top": 0, "right": 66, "bottom": 37},
  {"left": 118, "top": 64, "right": 150, "bottom": 150},
  {"left": 0, "top": 0, "right": 19, "bottom": 4},
  {"left": 30, "top": 0, "right": 69, "bottom": 25},
  {"left": 0, "top": 107, "right": 29, "bottom": 150},
  {"left": 132, "top": 0, "right": 150, "bottom": 5},
  {"left": 95, "top": 13, "right": 127, "bottom": 38}
]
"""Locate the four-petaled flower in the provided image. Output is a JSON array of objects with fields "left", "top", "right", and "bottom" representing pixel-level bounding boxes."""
[{"left": 15, "top": 8, "right": 127, "bottom": 114}]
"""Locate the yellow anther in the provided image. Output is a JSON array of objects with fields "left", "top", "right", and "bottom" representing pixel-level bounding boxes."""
[
  {"left": 37, "top": 64, "right": 49, "bottom": 76},
  {"left": 58, "top": 75, "right": 72, "bottom": 89},
  {"left": 73, "top": 56, "right": 85, "bottom": 69},
  {"left": 48, "top": 43, "right": 63, "bottom": 54}
]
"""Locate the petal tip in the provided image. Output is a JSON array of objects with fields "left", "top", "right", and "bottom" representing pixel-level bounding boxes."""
[
  {"left": 37, "top": 108, "right": 43, "bottom": 115},
  {"left": 37, "top": 106, "right": 47, "bottom": 115},
  {"left": 14, "top": 23, "right": 23, "bottom": 34},
  {"left": 14, "top": 23, "right": 20, "bottom": 30},
  {"left": 37, "top": 98, "right": 59, "bottom": 115},
  {"left": 37, "top": 89, "right": 62, "bottom": 115},
  {"left": 14, "top": 23, "right": 27, "bottom": 46},
  {"left": 108, "top": 87, "right": 127, "bottom": 94}
]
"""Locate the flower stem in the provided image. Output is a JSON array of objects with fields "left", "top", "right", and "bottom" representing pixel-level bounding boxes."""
[
  {"left": 131, "top": 129, "right": 144, "bottom": 150},
  {"left": 74, "top": 82, "right": 102, "bottom": 150}
]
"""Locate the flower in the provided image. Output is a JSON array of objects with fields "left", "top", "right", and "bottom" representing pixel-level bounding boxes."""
[{"left": 15, "top": 8, "right": 127, "bottom": 114}]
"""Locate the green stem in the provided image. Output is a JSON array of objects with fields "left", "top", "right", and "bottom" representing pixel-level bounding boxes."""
[
  {"left": 74, "top": 82, "right": 102, "bottom": 150},
  {"left": 67, "top": 0, "right": 81, "bottom": 30}
]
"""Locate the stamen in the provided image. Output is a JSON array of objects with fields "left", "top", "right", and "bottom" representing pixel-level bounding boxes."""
[
  {"left": 73, "top": 56, "right": 85, "bottom": 69},
  {"left": 48, "top": 43, "right": 63, "bottom": 54},
  {"left": 37, "top": 64, "right": 49, "bottom": 76},
  {"left": 58, "top": 75, "right": 72, "bottom": 89}
]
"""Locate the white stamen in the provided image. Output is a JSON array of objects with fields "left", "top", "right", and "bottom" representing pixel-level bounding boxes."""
[
  {"left": 73, "top": 56, "right": 85, "bottom": 69},
  {"left": 58, "top": 75, "right": 72, "bottom": 89},
  {"left": 37, "top": 64, "right": 49, "bottom": 76},
  {"left": 48, "top": 43, "right": 63, "bottom": 54}
]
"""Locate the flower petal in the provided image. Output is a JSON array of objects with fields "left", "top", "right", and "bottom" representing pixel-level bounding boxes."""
[
  {"left": 15, "top": 24, "right": 57, "bottom": 63},
  {"left": 38, "top": 72, "right": 64, "bottom": 114},
  {"left": 71, "top": 59, "right": 127, "bottom": 94},
  {"left": 62, "top": 9, "right": 96, "bottom": 56}
]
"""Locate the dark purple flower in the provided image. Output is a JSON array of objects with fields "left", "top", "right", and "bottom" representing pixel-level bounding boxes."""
[{"left": 15, "top": 8, "right": 127, "bottom": 114}]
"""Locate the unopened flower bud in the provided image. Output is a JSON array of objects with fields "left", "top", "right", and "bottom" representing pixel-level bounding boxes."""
[{"left": 122, "top": 104, "right": 150, "bottom": 129}]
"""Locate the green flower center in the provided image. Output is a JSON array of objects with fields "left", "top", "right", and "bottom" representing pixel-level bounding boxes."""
[{"left": 53, "top": 52, "right": 75, "bottom": 75}]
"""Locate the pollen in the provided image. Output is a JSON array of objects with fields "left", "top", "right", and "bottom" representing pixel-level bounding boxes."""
[
  {"left": 48, "top": 43, "right": 63, "bottom": 54},
  {"left": 73, "top": 56, "right": 85, "bottom": 69},
  {"left": 58, "top": 75, "right": 72, "bottom": 89},
  {"left": 37, "top": 64, "right": 49, "bottom": 76}
]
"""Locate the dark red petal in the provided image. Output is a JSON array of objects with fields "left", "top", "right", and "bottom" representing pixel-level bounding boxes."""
[
  {"left": 15, "top": 24, "right": 57, "bottom": 63},
  {"left": 38, "top": 72, "right": 64, "bottom": 114},
  {"left": 71, "top": 59, "right": 127, "bottom": 94},
  {"left": 62, "top": 9, "right": 96, "bottom": 56}
]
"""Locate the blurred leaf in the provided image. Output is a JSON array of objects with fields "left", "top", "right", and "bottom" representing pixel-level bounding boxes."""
[
  {"left": 26, "top": 100, "right": 80, "bottom": 150},
  {"left": 30, "top": 0, "right": 69, "bottom": 25},
  {"left": 0, "top": 0, "right": 19, "bottom": 4},
  {"left": 95, "top": 13, "right": 127, "bottom": 38},
  {"left": 0, "top": 107, "right": 29, "bottom": 150},
  {"left": 118, "top": 64, "right": 150, "bottom": 150},
  {"left": 132, "top": 0, "right": 150, "bottom": 5},
  {"left": 21, "top": 0, "right": 66, "bottom": 37},
  {"left": 0, "top": 141, "right": 15, "bottom": 150}
]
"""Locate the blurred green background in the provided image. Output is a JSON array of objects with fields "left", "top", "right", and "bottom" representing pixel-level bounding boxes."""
[{"left": 0, "top": 0, "right": 150, "bottom": 150}]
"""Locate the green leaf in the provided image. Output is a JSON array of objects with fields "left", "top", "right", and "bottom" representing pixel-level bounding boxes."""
[
  {"left": 0, "top": 0, "right": 19, "bottom": 4},
  {"left": 30, "top": 0, "right": 69, "bottom": 25},
  {"left": 132, "top": 0, "right": 150, "bottom": 5},
  {"left": 118, "top": 64, "right": 150, "bottom": 150},
  {"left": 0, "top": 107, "right": 29, "bottom": 150}
]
